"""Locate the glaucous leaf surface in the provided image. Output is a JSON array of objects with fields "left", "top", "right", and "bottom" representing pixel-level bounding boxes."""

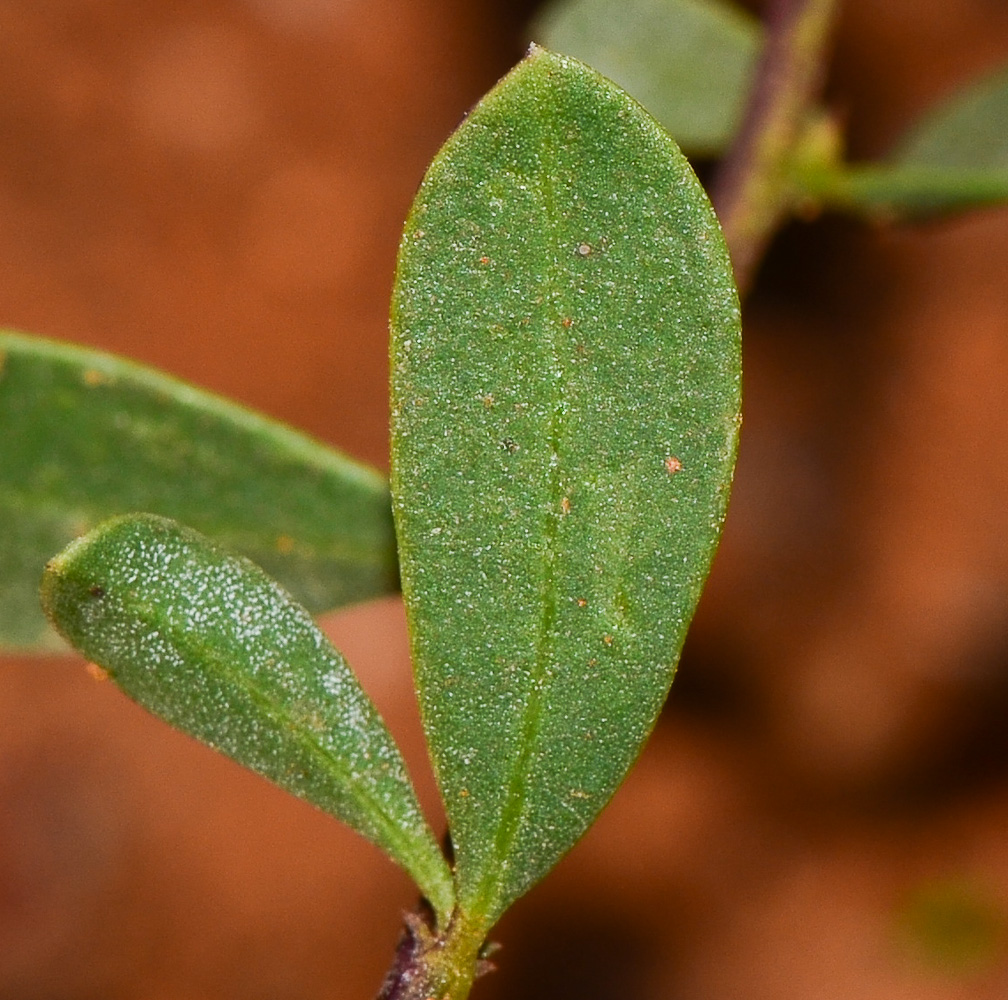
[
  {"left": 0, "top": 331, "right": 398, "bottom": 651},
  {"left": 391, "top": 47, "right": 741, "bottom": 928},
  {"left": 40, "top": 513, "right": 454, "bottom": 924},
  {"left": 530, "top": 0, "right": 761, "bottom": 156}
]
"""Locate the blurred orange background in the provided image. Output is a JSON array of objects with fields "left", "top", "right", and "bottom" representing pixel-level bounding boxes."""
[{"left": 2, "top": 1, "right": 1008, "bottom": 997}]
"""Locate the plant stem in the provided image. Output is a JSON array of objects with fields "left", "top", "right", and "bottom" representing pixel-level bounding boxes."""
[
  {"left": 797, "top": 162, "right": 1008, "bottom": 217},
  {"left": 711, "top": 0, "right": 839, "bottom": 295},
  {"left": 376, "top": 903, "right": 490, "bottom": 1000}
]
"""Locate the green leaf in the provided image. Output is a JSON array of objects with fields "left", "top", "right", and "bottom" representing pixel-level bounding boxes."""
[
  {"left": 807, "top": 62, "right": 1008, "bottom": 219},
  {"left": 895, "top": 62, "right": 1008, "bottom": 169},
  {"left": 390, "top": 47, "right": 741, "bottom": 929},
  {"left": 40, "top": 513, "right": 454, "bottom": 924},
  {"left": 530, "top": 0, "right": 762, "bottom": 156},
  {"left": 797, "top": 163, "right": 1008, "bottom": 219},
  {"left": 0, "top": 331, "right": 398, "bottom": 652}
]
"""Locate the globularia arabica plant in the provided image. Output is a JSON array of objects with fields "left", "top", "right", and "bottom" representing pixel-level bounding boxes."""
[
  {"left": 5, "top": 47, "right": 740, "bottom": 999},
  {"left": 6, "top": 0, "right": 1008, "bottom": 995}
]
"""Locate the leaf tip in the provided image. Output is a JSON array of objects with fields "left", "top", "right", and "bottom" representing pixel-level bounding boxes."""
[
  {"left": 38, "top": 514, "right": 134, "bottom": 646},
  {"left": 38, "top": 550, "right": 71, "bottom": 621}
]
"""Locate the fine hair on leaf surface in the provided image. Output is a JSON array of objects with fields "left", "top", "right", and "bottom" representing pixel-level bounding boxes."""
[
  {"left": 390, "top": 45, "right": 741, "bottom": 931},
  {"left": 40, "top": 512, "right": 455, "bottom": 925}
]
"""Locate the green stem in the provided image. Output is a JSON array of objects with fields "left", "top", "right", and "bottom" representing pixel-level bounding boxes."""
[
  {"left": 711, "top": 0, "right": 838, "bottom": 295},
  {"left": 376, "top": 904, "right": 491, "bottom": 1000},
  {"left": 797, "top": 162, "right": 1008, "bottom": 217}
]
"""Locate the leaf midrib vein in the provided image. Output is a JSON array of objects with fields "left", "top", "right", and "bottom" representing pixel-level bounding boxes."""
[
  {"left": 476, "top": 106, "right": 566, "bottom": 920},
  {"left": 122, "top": 586, "right": 449, "bottom": 910}
]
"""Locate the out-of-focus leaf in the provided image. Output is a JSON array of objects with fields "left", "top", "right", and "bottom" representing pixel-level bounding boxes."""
[
  {"left": 40, "top": 513, "right": 454, "bottom": 924},
  {"left": 0, "top": 331, "right": 398, "bottom": 651},
  {"left": 390, "top": 47, "right": 741, "bottom": 929},
  {"left": 796, "top": 162, "right": 1008, "bottom": 219},
  {"left": 895, "top": 62, "right": 1008, "bottom": 169},
  {"left": 810, "top": 62, "right": 1008, "bottom": 219},
  {"left": 530, "top": 0, "right": 761, "bottom": 155}
]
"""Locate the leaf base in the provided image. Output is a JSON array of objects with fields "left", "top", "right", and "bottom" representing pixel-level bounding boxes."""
[{"left": 376, "top": 904, "right": 493, "bottom": 1000}]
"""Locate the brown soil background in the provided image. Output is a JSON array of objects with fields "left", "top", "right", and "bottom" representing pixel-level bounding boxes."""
[{"left": 2, "top": 1, "right": 1008, "bottom": 998}]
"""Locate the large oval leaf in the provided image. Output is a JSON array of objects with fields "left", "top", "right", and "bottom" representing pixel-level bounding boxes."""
[
  {"left": 40, "top": 513, "right": 454, "bottom": 924},
  {"left": 0, "top": 331, "right": 398, "bottom": 652},
  {"left": 390, "top": 47, "right": 741, "bottom": 928},
  {"left": 530, "top": 0, "right": 762, "bottom": 156}
]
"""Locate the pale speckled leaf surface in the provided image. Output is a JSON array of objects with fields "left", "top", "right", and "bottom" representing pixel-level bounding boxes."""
[
  {"left": 0, "top": 331, "right": 398, "bottom": 652},
  {"left": 390, "top": 48, "right": 741, "bottom": 927},
  {"left": 40, "top": 514, "right": 454, "bottom": 924},
  {"left": 530, "top": 0, "right": 761, "bottom": 155}
]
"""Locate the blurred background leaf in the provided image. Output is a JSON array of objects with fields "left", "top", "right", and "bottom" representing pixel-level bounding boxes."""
[
  {"left": 800, "top": 60, "right": 1008, "bottom": 218},
  {"left": 895, "top": 61, "right": 1008, "bottom": 168},
  {"left": 0, "top": 332, "right": 398, "bottom": 652},
  {"left": 529, "top": 0, "right": 761, "bottom": 155}
]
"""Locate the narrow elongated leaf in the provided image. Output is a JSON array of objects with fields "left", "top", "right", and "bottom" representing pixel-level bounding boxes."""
[
  {"left": 391, "top": 48, "right": 741, "bottom": 928},
  {"left": 799, "top": 162, "right": 1008, "bottom": 219},
  {"left": 40, "top": 513, "right": 454, "bottom": 924},
  {"left": 813, "top": 61, "right": 1008, "bottom": 219},
  {"left": 895, "top": 62, "right": 1008, "bottom": 169},
  {"left": 530, "top": 0, "right": 761, "bottom": 155},
  {"left": 0, "top": 331, "right": 397, "bottom": 652}
]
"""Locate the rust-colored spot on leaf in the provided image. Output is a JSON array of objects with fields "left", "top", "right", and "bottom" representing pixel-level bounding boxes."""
[
  {"left": 602, "top": 634, "right": 613, "bottom": 646},
  {"left": 665, "top": 455, "right": 683, "bottom": 474},
  {"left": 83, "top": 369, "right": 107, "bottom": 387},
  {"left": 85, "top": 662, "right": 109, "bottom": 682},
  {"left": 560, "top": 496, "right": 571, "bottom": 515},
  {"left": 276, "top": 534, "right": 295, "bottom": 554}
]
